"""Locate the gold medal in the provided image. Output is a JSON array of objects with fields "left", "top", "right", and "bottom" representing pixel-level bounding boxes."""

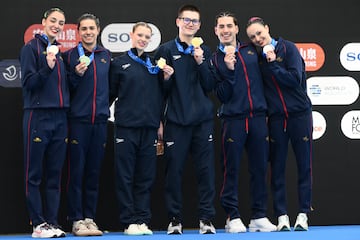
[
  {"left": 157, "top": 57, "right": 166, "bottom": 69},
  {"left": 191, "top": 37, "right": 204, "bottom": 47}
]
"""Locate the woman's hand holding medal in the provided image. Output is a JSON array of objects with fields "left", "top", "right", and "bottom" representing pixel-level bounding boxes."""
[
  {"left": 157, "top": 57, "right": 174, "bottom": 81},
  {"left": 75, "top": 57, "right": 89, "bottom": 76},
  {"left": 46, "top": 45, "right": 59, "bottom": 69},
  {"left": 263, "top": 44, "right": 276, "bottom": 62}
]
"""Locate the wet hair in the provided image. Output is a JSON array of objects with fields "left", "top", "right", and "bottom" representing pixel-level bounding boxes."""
[
  {"left": 132, "top": 22, "right": 152, "bottom": 33},
  {"left": 43, "top": 7, "right": 65, "bottom": 20},
  {"left": 214, "top": 11, "right": 238, "bottom": 26},
  {"left": 177, "top": 4, "right": 200, "bottom": 18},
  {"left": 246, "top": 16, "right": 266, "bottom": 28},
  {"left": 77, "top": 13, "right": 100, "bottom": 30}
]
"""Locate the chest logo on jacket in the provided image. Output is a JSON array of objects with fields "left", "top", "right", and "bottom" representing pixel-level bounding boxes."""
[
  {"left": 172, "top": 55, "right": 181, "bottom": 61},
  {"left": 121, "top": 63, "right": 131, "bottom": 70}
]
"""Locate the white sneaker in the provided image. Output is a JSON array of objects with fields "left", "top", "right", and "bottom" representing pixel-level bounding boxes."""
[
  {"left": 294, "top": 213, "right": 308, "bottom": 231},
  {"left": 167, "top": 219, "right": 182, "bottom": 235},
  {"left": 49, "top": 224, "right": 66, "bottom": 238},
  {"left": 72, "top": 220, "right": 91, "bottom": 236},
  {"left": 124, "top": 224, "right": 142, "bottom": 235},
  {"left": 225, "top": 218, "right": 246, "bottom": 233},
  {"left": 249, "top": 217, "right": 277, "bottom": 232},
  {"left": 138, "top": 223, "right": 153, "bottom": 235},
  {"left": 199, "top": 220, "right": 216, "bottom": 234},
  {"left": 277, "top": 215, "right": 291, "bottom": 231},
  {"left": 84, "top": 218, "right": 103, "bottom": 236},
  {"left": 32, "top": 222, "right": 56, "bottom": 238}
]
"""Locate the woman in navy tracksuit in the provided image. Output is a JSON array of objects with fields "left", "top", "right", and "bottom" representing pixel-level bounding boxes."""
[
  {"left": 62, "top": 13, "right": 111, "bottom": 236},
  {"left": 109, "top": 22, "right": 173, "bottom": 235},
  {"left": 213, "top": 12, "right": 276, "bottom": 233},
  {"left": 246, "top": 17, "right": 313, "bottom": 231},
  {"left": 20, "top": 8, "right": 69, "bottom": 238}
]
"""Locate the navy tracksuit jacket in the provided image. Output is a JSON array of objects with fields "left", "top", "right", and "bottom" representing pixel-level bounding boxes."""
[
  {"left": 109, "top": 49, "right": 163, "bottom": 226},
  {"left": 20, "top": 34, "right": 69, "bottom": 227},
  {"left": 63, "top": 44, "right": 111, "bottom": 222},
  {"left": 154, "top": 38, "right": 216, "bottom": 222},
  {"left": 213, "top": 42, "right": 270, "bottom": 220},
  {"left": 258, "top": 37, "right": 313, "bottom": 217}
]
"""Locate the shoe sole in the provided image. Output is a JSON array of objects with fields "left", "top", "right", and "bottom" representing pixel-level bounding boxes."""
[
  {"left": 249, "top": 228, "right": 276, "bottom": 232},
  {"left": 294, "top": 226, "right": 308, "bottom": 231},
  {"left": 278, "top": 226, "right": 291, "bottom": 231},
  {"left": 225, "top": 229, "right": 246, "bottom": 233},
  {"left": 31, "top": 234, "right": 57, "bottom": 238},
  {"left": 141, "top": 230, "right": 153, "bottom": 235},
  {"left": 55, "top": 233, "right": 66, "bottom": 238},
  {"left": 73, "top": 232, "right": 91, "bottom": 237},
  {"left": 87, "top": 232, "right": 103, "bottom": 236},
  {"left": 124, "top": 232, "right": 143, "bottom": 235},
  {"left": 167, "top": 230, "right": 182, "bottom": 235}
]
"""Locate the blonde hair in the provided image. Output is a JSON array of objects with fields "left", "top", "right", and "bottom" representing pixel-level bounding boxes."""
[{"left": 132, "top": 22, "right": 152, "bottom": 33}]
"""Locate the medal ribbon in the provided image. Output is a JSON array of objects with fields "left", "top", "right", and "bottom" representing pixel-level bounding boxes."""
[
  {"left": 175, "top": 39, "right": 194, "bottom": 55},
  {"left": 270, "top": 38, "right": 278, "bottom": 48},
  {"left": 77, "top": 42, "right": 95, "bottom": 64},
  {"left": 41, "top": 34, "right": 52, "bottom": 47},
  {"left": 127, "top": 50, "right": 160, "bottom": 74}
]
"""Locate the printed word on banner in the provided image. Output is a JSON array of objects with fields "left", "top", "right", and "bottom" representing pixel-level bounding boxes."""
[
  {"left": 312, "top": 111, "right": 326, "bottom": 140},
  {"left": 24, "top": 24, "right": 80, "bottom": 52},
  {"left": 340, "top": 43, "right": 360, "bottom": 71},
  {"left": 101, "top": 23, "right": 161, "bottom": 53},
  {"left": 307, "top": 76, "right": 359, "bottom": 105},
  {"left": 296, "top": 43, "right": 325, "bottom": 72},
  {"left": 341, "top": 110, "right": 360, "bottom": 139}
]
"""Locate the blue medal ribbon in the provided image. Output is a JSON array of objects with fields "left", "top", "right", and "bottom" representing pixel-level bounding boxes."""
[
  {"left": 270, "top": 38, "right": 278, "bottom": 48},
  {"left": 41, "top": 34, "right": 52, "bottom": 47},
  {"left": 77, "top": 42, "right": 95, "bottom": 65},
  {"left": 127, "top": 50, "right": 160, "bottom": 74},
  {"left": 175, "top": 39, "right": 194, "bottom": 55}
]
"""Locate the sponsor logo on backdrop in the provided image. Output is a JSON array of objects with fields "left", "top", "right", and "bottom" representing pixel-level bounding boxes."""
[
  {"left": 101, "top": 23, "right": 161, "bottom": 52},
  {"left": 307, "top": 76, "right": 359, "bottom": 105},
  {"left": 296, "top": 43, "right": 325, "bottom": 72},
  {"left": 341, "top": 110, "right": 360, "bottom": 139},
  {"left": 24, "top": 24, "right": 80, "bottom": 52},
  {"left": 340, "top": 43, "right": 360, "bottom": 71},
  {"left": 312, "top": 111, "right": 326, "bottom": 140},
  {"left": 0, "top": 60, "right": 21, "bottom": 87}
]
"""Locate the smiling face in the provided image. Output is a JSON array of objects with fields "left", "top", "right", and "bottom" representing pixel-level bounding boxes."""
[
  {"left": 176, "top": 10, "right": 201, "bottom": 39},
  {"left": 78, "top": 18, "right": 100, "bottom": 50},
  {"left": 130, "top": 24, "right": 152, "bottom": 55},
  {"left": 246, "top": 22, "right": 271, "bottom": 47},
  {"left": 42, "top": 10, "right": 65, "bottom": 42},
  {"left": 214, "top": 16, "right": 238, "bottom": 46}
]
